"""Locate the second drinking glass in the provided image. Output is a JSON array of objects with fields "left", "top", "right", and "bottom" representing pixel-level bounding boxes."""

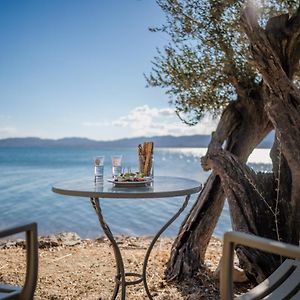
[{"left": 111, "top": 155, "right": 122, "bottom": 179}]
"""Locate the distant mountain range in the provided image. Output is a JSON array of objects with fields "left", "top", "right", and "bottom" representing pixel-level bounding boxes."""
[{"left": 0, "top": 134, "right": 273, "bottom": 148}]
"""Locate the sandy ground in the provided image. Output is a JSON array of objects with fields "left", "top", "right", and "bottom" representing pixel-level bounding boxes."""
[{"left": 0, "top": 235, "right": 250, "bottom": 299}]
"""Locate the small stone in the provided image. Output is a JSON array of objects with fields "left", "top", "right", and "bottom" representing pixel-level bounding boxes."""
[
  {"left": 56, "top": 232, "right": 81, "bottom": 246},
  {"left": 39, "top": 234, "right": 59, "bottom": 248},
  {"left": 233, "top": 266, "right": 248, "bottom": 283},
  {"left": 0, "top": 240, "right": 16, "bottom": 248}
]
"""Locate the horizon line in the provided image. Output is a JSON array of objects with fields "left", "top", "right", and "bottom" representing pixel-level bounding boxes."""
[{"left": 0, "top": 133, "right": 212, "bottom": 142}]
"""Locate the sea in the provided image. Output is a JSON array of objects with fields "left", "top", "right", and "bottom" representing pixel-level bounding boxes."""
[{"left": 0, "top": 147, "right": 272, "bottom": 239}]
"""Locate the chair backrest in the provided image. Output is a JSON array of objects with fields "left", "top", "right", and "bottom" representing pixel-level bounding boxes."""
[
  {"left": 220, "top": 231, "right": 300, "bottom": 300},
  {"left": 0, "top": 223, "right": 38, "bottom": 300}
]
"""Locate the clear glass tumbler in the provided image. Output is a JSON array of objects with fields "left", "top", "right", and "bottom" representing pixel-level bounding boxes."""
[
  {"left": 111, "top": 155, "right": 122, "bottom": 178},
  {"left": 94, "top": 156, "right": 105, "bottom": 180}
]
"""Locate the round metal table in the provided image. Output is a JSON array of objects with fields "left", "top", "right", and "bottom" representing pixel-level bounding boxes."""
[{"left": 52, "top": 176, "right": 201, "bottom": 300}]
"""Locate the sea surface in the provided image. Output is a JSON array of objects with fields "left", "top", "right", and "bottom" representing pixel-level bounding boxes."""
[{"left": 0, "top": 147, "right": 272, "bottom": 239}]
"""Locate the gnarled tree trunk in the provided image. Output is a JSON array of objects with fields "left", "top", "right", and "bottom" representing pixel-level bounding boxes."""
[
  {"left": 166, "top": 5, "right": 300, "bottom": 283},
  {"left": 166, "top": 93, "right": 272, "bottom": 281}
]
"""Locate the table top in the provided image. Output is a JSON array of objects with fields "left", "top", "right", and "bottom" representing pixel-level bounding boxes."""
[{"left": 52, "top": 176, "right": 201, "bottom": 199}]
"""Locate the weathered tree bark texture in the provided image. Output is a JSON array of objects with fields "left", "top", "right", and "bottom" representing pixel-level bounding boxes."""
[
  {"left": 166, "top": 5, "right": 300, "bottom": 283},
  {"left": 165, "top": 173, "right": 224, "bottom": 281},
  {"left": 165, "top": 95, "right": 272, "bottom": 281},
  {"left": 202, "top": 147, "right": 295, "bottom": 282},
  {"left": 241, "top": 5, "right": 300, "bottom": 246}
]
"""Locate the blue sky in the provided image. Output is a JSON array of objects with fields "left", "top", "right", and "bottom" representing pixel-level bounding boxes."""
[{"left": 0, "top": 0, "right": 217, "bottom": 140}]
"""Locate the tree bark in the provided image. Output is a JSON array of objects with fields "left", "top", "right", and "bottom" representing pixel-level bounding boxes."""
[
  {"left": 203, "top": 149, "right": 280, "bottom": 282},
  {"left": 165, "top": 173, "right": 224, "bottom": 281},
  {"left": 241, "top": 4, "right": 300, "bottom": 245},
  {"left": 165, "top": 94, "right": 272, "bottom": 281}
]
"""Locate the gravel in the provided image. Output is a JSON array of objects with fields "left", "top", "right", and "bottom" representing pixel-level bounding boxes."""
[{"left": 0, "top": 234, "right": 250, "bottom": 299}]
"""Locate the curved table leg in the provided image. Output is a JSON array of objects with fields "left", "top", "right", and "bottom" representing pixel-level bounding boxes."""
[
  {"left": 90, "top": 197, "right": 126, "bottom": 300},
  {"left": 142, "top": 194, "right": 191, "bottom": 299}
]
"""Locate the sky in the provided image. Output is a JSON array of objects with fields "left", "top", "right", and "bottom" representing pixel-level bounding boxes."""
[{"left": 0, "top": 0, "right": 218, "bottom": 141}]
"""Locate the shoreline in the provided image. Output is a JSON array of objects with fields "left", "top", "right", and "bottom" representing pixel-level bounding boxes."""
[{"left": 0, "top": 231, "right": 223, "bottom": 245}]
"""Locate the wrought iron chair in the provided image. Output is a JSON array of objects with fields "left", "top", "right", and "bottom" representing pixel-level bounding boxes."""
[
  {"left": 0, "top": 223, "right": 38, "bottom": 300},
  {"left": 220, "top": 231, "right": 300, "bottom": 299}
]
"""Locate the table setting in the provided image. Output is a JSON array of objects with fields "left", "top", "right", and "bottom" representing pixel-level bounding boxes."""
[{"left": 94, "top": 141, "right": 154, "bottom": 187}]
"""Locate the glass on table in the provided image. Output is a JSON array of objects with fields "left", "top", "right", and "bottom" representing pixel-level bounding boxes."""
[
  {"left": 111, "top": 155, "right": 122, "bottom": 178},
  {"left": 94, "top": 156, "right": 105, "bottom": 181},
  {"left": 139, "top": 154, "right": 154, "bottom": 179}
]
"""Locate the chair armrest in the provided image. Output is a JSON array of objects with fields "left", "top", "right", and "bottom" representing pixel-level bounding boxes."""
[
  {"left": 220, "top": 231, "right": 300, "bottom": 300},
  {"left": 0, "top": 223, "right": 38, "bottom": 300}
]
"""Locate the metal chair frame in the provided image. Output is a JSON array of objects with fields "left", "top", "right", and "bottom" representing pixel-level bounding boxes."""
[
  {"left": 0, "top": 223, "right": 38, "bottom": 300},
  {"left": 220, "top": 231, "right": 300, "bottom": 299}
]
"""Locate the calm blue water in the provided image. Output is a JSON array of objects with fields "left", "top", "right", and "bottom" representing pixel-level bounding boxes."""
[{"left": 0, "top": 147, "right": 272, "bottom": 239}]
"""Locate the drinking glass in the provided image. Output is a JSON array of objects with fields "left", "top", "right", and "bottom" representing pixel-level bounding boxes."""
[
  {"left": 111, "top": 155, "right": 122, "bottom": 178},
  {"left": 139, "top": 154, "right": 154, "bottom": 178},
  {"left": 94, "top": 156, "right": 105, "bottom": 180}
]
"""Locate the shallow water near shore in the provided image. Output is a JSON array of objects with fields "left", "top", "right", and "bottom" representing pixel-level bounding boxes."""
[{"left": 0, "top": 147, "right": 272, "bottom": 238}]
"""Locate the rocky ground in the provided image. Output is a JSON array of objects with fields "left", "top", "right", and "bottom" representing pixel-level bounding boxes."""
[{"left": 0, "top": 233, "right": 251, "bottom": 299}]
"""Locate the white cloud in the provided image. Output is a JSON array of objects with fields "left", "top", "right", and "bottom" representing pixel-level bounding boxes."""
[
  {"left": 112, "top": 105, "right": 218, "bottom": 137},
  {"left": 80, "top": 105, "right": 218, "bottom": 139}
]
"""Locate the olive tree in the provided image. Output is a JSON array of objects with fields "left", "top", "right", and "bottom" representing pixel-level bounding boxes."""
[{"left": 147, "top": 0, "right": 300, "bottom": 283}]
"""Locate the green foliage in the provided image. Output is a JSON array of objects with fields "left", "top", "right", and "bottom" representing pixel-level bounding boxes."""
[{"left": 146, "top": 0, "right": 299, "bottom": 124}]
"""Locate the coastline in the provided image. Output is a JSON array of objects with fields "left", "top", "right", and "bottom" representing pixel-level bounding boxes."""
[{"left": 0, "top": 233, "right": 251, "bottom": 299}]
